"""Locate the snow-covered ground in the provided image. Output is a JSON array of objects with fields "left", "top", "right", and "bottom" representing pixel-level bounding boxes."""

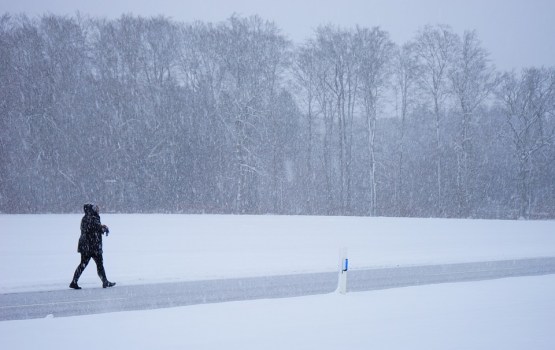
[
  {"left": 1, "top": 214, "right": 555, "bottom": 349},
  {"left": 2, "top": 214, "right": 555, "bottom": 293},
  {"left": 2, "top": 275, "right": 555, "bottom": 349}
]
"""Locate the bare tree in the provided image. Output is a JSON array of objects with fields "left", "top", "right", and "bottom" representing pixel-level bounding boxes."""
[
  {"left": 315, "top": 25, "right": 359, "bottom": 213},
  {"left": 449, "top": 30, "right": 499, "bottom": 217},
  {"left": 392, "top": 42, "right": 420, "bottom": 216},
  {"left": 498, "top": 67, "right": 555, "bottom": 218},
  {"left": 219, "top": 15, "right": 289, "bottom": 213},
  {"left": 293, "top": 43, "right": 319, "bottom": 213},
  {"left": 413, "top": 24, "right": 459, "bottom": 215},
  {"left": 177, "top": 21, "right": 231, "bottom": 210},
  {"left": 355, "top": 26, "right": 395, "bottom": 215},
  {"left": 310, "top": 37, "right": 337, "bottom": 214}
]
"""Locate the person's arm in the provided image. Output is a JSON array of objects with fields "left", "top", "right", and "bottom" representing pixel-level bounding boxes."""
[{"left": 90, "top": 217, "right": 104, "bottom": 235}]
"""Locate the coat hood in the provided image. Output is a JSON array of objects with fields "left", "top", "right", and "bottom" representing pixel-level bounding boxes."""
[{"left": 83, "top": 203, "right": 97, "bottom": 215}]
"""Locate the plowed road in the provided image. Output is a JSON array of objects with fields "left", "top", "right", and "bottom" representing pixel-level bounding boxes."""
[{"left": 2, "top": 257, "right": 555, "bottom": 321}]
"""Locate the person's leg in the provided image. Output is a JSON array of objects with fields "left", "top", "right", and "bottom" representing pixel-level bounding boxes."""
[
  {"left": 70, "top": 254, "right": 91, "bottom": 289},
  {"left": 92, "top": 253, "right": 116, "bottom": 288},
  {"left": 91, "top": 253, "right": 108, "bottom": 283}
]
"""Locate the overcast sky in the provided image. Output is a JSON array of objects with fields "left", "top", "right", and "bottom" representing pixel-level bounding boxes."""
[{"left": 1, "top": 0, "right": 554, "bottom": 71}]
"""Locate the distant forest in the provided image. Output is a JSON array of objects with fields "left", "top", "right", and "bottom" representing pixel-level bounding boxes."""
[{"left": 1, "top": 13, "right": 554, "bottom": 218}]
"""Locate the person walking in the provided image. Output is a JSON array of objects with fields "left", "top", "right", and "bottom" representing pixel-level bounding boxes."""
[{"left": 70, "top": 204, "right": 116, "bottom": 289}]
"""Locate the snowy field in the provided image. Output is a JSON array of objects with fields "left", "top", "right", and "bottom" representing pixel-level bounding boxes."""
[
  {"left": 2, "top": 214, "right": 555, "bottom": 293},
  {"left": 2, "top": 275, "right": 555, "bottom": 349},
  {"left": 1, "top": 214, "right": 555, "bottom": 349}
]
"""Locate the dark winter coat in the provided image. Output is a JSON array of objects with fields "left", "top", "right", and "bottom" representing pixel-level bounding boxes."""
[{"left": 77, "top": 204, "right": 104, "bottom": 255}]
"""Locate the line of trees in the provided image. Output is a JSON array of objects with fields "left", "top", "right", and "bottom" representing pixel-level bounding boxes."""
[{"left": 1, "top": 13, "right": 553, "bottom": 218}]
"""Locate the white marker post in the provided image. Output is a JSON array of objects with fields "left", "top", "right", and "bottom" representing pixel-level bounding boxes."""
[{"left": 338, "top": 247, "right": 348, "bottom": 294}]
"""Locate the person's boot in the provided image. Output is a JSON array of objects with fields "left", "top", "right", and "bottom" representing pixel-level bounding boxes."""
[
  {"left": 102, "top": 281, "right": 116, "bottom": 288},
  {"left": 69, "top": 281, "right": 81, "bottom": 290}
]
